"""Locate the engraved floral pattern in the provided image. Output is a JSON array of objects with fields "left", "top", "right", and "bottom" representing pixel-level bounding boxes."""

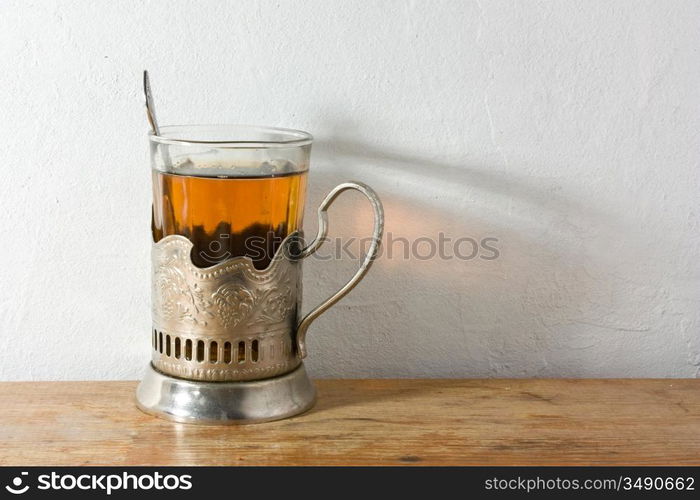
[
  {"left": 153, "top": 265, "right": 214, "bottom": 326},
  {"left": 212, "top": 276, "right": 294, "bottom": 328},
  {"left": 248, "top": 280, "right": 295, "bottom": 324},
  {"left": 212, "top": 283, "right": 255, "bottom": 329}
]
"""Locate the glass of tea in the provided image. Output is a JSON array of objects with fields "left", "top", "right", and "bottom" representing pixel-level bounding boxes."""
[
  {"left": 137, "top": 73, "right": 384, "bottom": 423},
  {"left": 147, "top": 124, "right": 383, "bottom": 382},
  {"left": 151, "top": 125, "right": 313, "bottom": 269}
]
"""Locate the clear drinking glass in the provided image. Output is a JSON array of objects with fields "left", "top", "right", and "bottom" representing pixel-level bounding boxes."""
[{"left": 150, "top": 125, "right": 313, "bottom": 269}]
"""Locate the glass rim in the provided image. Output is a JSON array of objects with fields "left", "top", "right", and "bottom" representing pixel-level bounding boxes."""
[{"left": 149, "top": 124, "right": 314, "bottom": 148}]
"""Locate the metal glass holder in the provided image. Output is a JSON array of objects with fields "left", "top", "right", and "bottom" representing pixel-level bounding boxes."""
[{"left": 136, "top": 182, "right": 383, "bottom": 424}]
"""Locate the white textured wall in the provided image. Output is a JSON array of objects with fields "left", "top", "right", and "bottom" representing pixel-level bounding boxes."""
[{"left": 0, "top": 0, "right": 698, "bottom": 380}]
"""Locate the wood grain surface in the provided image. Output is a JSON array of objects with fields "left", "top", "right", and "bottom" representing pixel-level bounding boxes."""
[{"left": 0, "top": 379, "right": 698, "bottom": 465}]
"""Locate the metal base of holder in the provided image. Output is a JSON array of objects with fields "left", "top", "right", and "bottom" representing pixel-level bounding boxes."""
[{"left": 136, "top": 363, "right": 316, "bottom": 424}]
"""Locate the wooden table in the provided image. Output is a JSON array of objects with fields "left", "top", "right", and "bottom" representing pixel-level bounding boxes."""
[{"left": 0, "top": 379, "right": 698, "bottom": 465}]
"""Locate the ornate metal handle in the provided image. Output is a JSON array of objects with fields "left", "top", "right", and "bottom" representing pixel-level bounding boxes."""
[{"left": 295, "top": 181, "right": 384, "bottom": 358}]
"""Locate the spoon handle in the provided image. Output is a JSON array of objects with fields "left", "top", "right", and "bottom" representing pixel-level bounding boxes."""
[{"left": 143, "top": 70, "right": 160, "bottom": 135}]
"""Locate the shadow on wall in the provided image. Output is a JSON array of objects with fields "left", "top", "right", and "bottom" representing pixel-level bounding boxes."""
[{"left": 299, "top": 128, "right": 633, "bottom": 378}]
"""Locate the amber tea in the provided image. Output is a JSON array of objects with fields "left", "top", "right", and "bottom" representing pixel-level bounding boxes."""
[{"left": 152, "top": 170, "right": 307, "bottom": 268}]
